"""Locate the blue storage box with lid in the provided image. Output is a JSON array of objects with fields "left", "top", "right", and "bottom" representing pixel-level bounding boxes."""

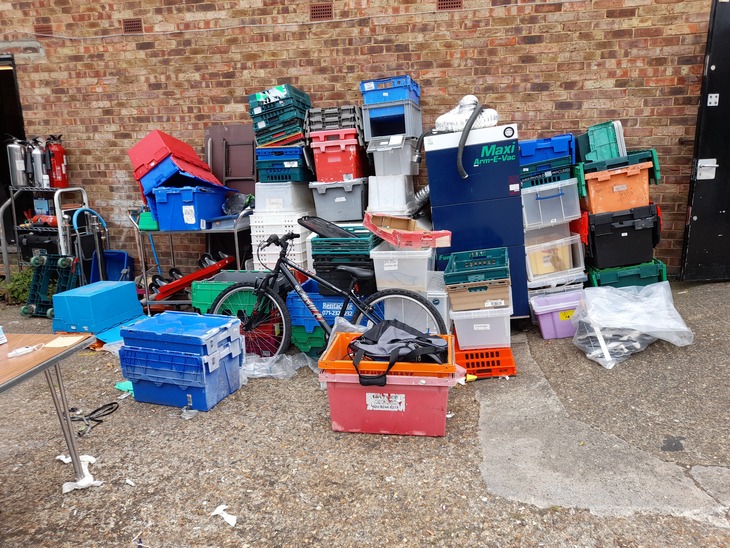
[
  {"left": 286, "top": 279, "right": 356, "bottom": 333},
  {"left": 151, "top": 185, "right": 231, "bottom": 231},
  {"left": 519, "top": 134, "right": 576, "bottom": 165},
  {"left": 359, "top": 75, "right": 421, "bottom": 105},
  {"left": 52, "top": 281, "right": 144, "bottom": 334},
  {"left": 120, "top": 311, "right": 241, "bottom": 356},
  {"left": 119, "top": 337, "right": 243, "bottom": 411}
]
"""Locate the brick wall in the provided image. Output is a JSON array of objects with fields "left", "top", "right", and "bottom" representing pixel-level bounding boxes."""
[{"left": 0, "top": 0, "right": 710, "bottom": 277}]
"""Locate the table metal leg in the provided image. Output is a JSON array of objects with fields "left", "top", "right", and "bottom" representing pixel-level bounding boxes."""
[{"left": 44, "top": 364, "right": 85, "bottom": 481}]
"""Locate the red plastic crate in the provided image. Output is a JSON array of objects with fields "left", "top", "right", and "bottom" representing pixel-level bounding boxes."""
[
  {"left": 128, "top": 130, "right": 210, "bottom": 180},
  {"left": 319, "top": 371, "right": 457, "bottom": 437},
  {"left": 309, "top": 128, "right": 360, "bottom": 143},
  {"left": 454, "top": 334, "right": 516, "bottom": 379},
  {"left": 311, "top": 139, "right": 369, "bottom": 182}
]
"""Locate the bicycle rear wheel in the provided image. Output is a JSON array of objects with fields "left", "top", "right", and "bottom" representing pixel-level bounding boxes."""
[
  {"left": 209, "top": 281, "right": 292, "bottom": 357},
  {"left": 352, "top": 288, "right": 447, "bottom": 335}
]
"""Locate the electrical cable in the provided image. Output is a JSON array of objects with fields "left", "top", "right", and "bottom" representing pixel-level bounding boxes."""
[{"left": 70, "top": 402, "right": 119, "bottom": 437}]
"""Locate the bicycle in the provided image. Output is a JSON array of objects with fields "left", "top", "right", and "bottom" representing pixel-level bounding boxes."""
[{"left": 208, "top": 231, "right": 448, "bottom": 357}]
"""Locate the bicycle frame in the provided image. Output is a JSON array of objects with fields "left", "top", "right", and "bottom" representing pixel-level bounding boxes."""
[{"left": 253, "top": 244, "right": 381, "bottom": 337}]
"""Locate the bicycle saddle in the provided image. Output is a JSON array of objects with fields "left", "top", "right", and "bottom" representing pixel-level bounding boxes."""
[{"left": 335, "top": 265, "right": 374, "bottom": 280}]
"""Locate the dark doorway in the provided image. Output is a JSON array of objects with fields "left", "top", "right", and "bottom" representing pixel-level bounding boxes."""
[
  {"left": 1, "top": 54, "right": 29, "bottom": 246},
  {"left": 681, "top": 0, "right": 730, "bottom": 280}
]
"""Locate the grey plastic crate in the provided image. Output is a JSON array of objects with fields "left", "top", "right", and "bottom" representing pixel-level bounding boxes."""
[
  {"left": 362, "top": 99, "right": 422, "bottom": 141},
  {"left": 309, "top": 178, "right": 368, "bottom": 222},
  {"left": 367, "top": 135, "right": 419, "bottom": 176}
]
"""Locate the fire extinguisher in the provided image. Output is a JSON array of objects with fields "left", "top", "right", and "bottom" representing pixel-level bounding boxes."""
[
  {"left": 46, "top": 134, "right": 69, "bottom": 188},
  {"left": 5, "top": 136, "right": 31, "bottom": 188},
  {"left": 28, "top": 137, "right": 50, "bottom": 188}
]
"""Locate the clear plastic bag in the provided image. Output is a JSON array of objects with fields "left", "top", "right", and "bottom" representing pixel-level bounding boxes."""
[{"left": 571, "top": 282, "right": 694, "bottom": 369}]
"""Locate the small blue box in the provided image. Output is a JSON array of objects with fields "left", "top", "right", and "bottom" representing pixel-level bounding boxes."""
[
  {"left": 120, "top": 337, "right": 243, "bottom": 411},
  {"left": 359, "top": 75, "right": 421, "bottom": 105},
  {"left": 120, "top": 311, "right": 240, "bottom": 356},
  {"left": 286, "top": 279, "right": 356, "bottom": 334},
  {"left": 519, "top": 134, "right": 576, "bottom": 166},
  {"left": 52, "top": 281, "right": 143, "bottom": 334},
  {"left": 152, "top": 186, "right": 230, "bottom": 231}
]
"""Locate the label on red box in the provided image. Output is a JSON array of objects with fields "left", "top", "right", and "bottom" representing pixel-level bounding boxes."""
[{"left": 366, "top": 393, "right": 406, "bottom": 412}]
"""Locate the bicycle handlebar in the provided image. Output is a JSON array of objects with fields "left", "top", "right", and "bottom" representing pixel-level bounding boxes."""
[{"left": 261, "top": 232, "right": 300, "bottom": 250}]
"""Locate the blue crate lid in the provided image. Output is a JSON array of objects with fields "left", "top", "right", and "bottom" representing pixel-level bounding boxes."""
[{"left": 120, "top": 311, "right": 241, "bottom": 355}]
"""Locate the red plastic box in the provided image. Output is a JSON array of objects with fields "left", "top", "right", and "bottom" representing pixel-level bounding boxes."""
[
  {"left": 311, "top": 139, "right": 369, "bottom": 182},
  {"left": 128, "top": 129, "right": 211, "bottom": 180},
  {"left": 319, "top": 371, "right": 458, "bottom": 437}
]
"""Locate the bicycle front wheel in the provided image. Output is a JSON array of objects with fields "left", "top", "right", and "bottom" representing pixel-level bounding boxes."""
[
  {"left": 209, "top": 282, "right": 292, "bottom": 358},
  {"left": 353, "top": 288, "right": 447, "bottom": 335}
]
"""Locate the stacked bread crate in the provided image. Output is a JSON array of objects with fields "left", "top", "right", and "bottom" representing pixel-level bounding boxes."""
[
  {"left": 571, "top": 121, "right": 665, "bottom": 288},
  {"left": 441, "top": 247, "right": 517, "bottom": 379},
  {"left": 360, "top": 75, "right": 422, "bottom": 217},
  {"left": 518, "top": 133, "right": 585, "bottom": 339}
]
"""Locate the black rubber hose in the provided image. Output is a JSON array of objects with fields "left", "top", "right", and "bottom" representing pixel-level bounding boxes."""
[
  {"left": 414, "top": 128, "right": 438, "bottom": 164},
  {"left": 456, "top": 101, "right": 484, "bottom": 179}
]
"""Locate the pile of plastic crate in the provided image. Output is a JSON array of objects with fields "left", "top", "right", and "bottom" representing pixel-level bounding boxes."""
[
  {"left": 360, "top": 75, "right": 423, "bottom": 218},
  {"left": 517, "top": 132, "right": 585, "bottom": 339},
  {"left": 119, "top": 311, "right": 244, "bottom": 411},
  {"left": 570, "top": 121, "right": 665, "bottom": 289},
  {"left": 442, "top": 247, "right": 517, "bottom": 379}
]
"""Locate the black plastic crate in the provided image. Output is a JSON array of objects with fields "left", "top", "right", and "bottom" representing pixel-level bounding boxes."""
[
  {"left": 314, "top": 258, "right": 376, "bottom": 297},
  {"left": 585, "top": 204, "right": 661, "bottom": 269}
]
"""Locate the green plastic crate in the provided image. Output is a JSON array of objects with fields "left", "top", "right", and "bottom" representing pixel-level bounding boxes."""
[
  {"left": 311, "top": 226, "right": 381, "bottom": 255},
  {"left": 291, "top": 325, "right": 327, "bottom": 353},
  {"left": 248, "top": 84, "right": 311, "bottom": 110},
  {"left": 577, "top": 121, "right": 622, "bottom": 163},
  {"left": 519, "top": 155, "right": 573, "bottom": 178},
  {"left": 587, "top": 258, "right": 667, "bottom": 288},
  {"left": 443, "top": 247, "right": 510, "bottom": 285}
]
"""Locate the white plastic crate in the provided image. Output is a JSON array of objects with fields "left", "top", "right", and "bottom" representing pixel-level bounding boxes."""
[
  {"left": 367, "top": 174, "right": 416, "bottom": 216},
  {"left": 370, "top": 241, "right": 434, "bottom": 291},
  {"left": 450, "top": 303, "right": 513, "bottom": 350},
  {"left": 254, "top": 246, "right": 309, "bottom": 270},
  {"left": 251, "top": 229, "right": 311, "bottom": 252},
  {"left": 525, "top": 233, "right": 585, "bottom": 283},
  {"left": 250, "top": 209, "right": 313, "bottom": 238},
  {"left": 521, "top": 178, "right": 581, "bottom": 230},
  {"left": 255, "top": 182, "right": 314, "bottom": 212},
  {"left": 367, "top": 135, "right": 418, "bottom": 176}
]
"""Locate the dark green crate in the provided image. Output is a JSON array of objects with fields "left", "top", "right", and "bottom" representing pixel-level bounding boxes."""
[
  {"left": 311, "top": 226, "right": 381, "bottom": 255},
  {"left": 248, "top": 84, "right": 311, "bottom": 110},
  {"left": 191, "top": 281, "right": 236, "bottom": 313},
  {"left": 577, "top": 121, "right": 622, "bottom": 163},
  {"left": 520, "top": 165, "right": 573, "bottom": 189},
  {"left": 258, "top": 166, "right": 313, "bottom": 183},
  {"left": 444, "top": 247, "right": 510, "bottom": 285},
  {"left": 587, "top": 258, "right": 667, "bottom": 288},
  {"left": 519, "top": 155, "right": 572, "bottom": 177},
  {"left": 252, "top": 108, "right": 306, "bottom": 130}
]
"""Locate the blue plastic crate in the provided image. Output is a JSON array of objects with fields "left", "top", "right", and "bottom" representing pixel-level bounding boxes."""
[
  {"left": 519, "top": 134, "right": 576, "bottom": 166},
  {"left": 120, "top": 311, "right": 241, "bottom": 356},
  {"left": 255, "top": 146, "right": 305, "bottom": 164},
  {"left": 139, "top": 155, "right": 220, "bottom": 196},
  {"left": 52, "top": 281, "right": 143, "bottom": 334},
  {"left": 151, "top": 186, "right": 230, "bottom": 231},
  {"left": 359, "top": 75, "right": 421, "bottom": 105},
  {"left": 120, "top": 339, "right": 243, "bottom": 411},
  {"left": 286, "top": 279, "right": 356, "bottom": 333}
]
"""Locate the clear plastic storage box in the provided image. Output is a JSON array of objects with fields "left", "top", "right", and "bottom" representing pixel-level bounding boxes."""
[{"left": 370, "top": 241, "right": 435, "bottom": 291}]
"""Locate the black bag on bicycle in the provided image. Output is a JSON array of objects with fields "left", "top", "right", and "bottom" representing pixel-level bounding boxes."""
[{"left": 347, "top": 320, "right": 448, "bottom": 387}]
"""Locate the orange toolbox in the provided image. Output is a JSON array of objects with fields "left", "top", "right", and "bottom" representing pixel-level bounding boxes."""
[{"left": 580, "top": 161, "right": 652, "bottom": 214}]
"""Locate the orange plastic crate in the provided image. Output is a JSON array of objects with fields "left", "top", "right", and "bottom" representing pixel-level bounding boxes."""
[
  {"left": 318, "top": 332, "right": 456, "bottom": 377},
  {"left": 454, "top": 334, "right": 516, "bottom": 379},
  {"left": 580, "top": 161, "right": 652, "bottom": 214},
  {"left": 311, "top": 139, "right": 369, "bottom": 182}
]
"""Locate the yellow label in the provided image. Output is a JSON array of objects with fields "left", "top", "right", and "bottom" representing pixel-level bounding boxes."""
[{"left": 559, "top": 310, "right": 574, "bottom": 321}]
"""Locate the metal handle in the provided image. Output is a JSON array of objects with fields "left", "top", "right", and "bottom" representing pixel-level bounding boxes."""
[{"left": 698, "top": 162, "right": 719, "bottom": 168}]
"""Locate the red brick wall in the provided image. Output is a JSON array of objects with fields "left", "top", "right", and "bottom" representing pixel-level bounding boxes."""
[{"left": 0, "top": 0, "right": 710, "bottom": 277}]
